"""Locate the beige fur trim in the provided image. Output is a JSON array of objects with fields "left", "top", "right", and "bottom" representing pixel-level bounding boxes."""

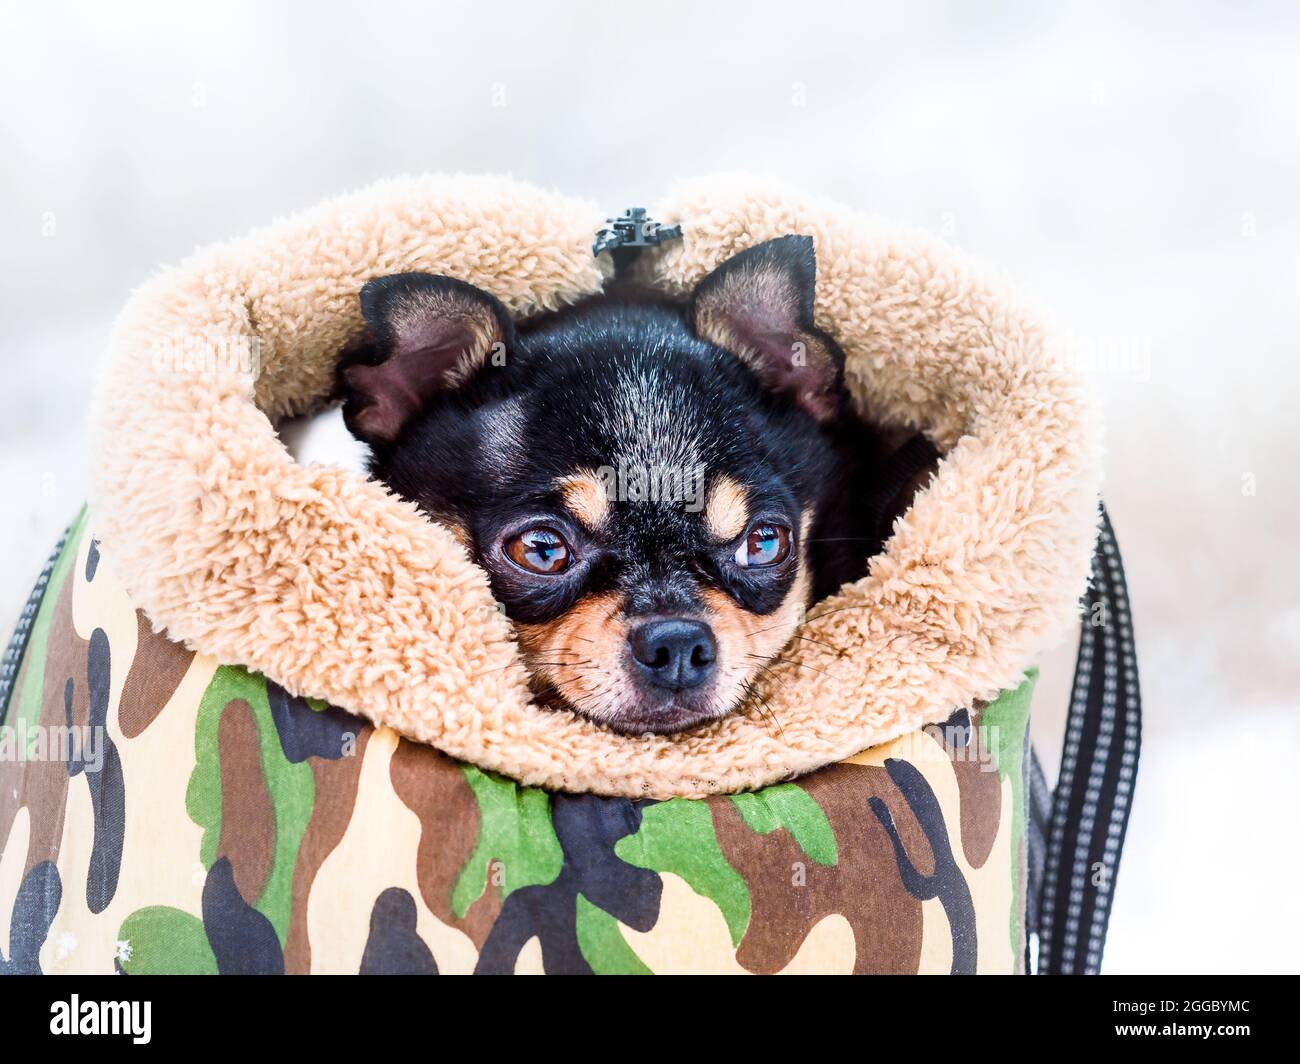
[{"left": 88, "top": 172, "right": 1100, "bottom": 799}]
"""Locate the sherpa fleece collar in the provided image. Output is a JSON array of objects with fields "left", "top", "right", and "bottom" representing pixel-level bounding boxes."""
[{"left": 89, "top": 173, "right": 1099, "bottom": 798}]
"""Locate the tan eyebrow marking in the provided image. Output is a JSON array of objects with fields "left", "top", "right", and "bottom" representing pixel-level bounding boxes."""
[
  {"left": 558, "top": 470, "right": 610, "bottom": 530},
  {"left": 705, "top": 474, "right": 750, "bottom": 541}
]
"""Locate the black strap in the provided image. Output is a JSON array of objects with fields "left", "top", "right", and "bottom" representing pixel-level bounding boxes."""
[
  {"left": 0, "top": 522, "right": 74, "bottom": 726},
  {"left": 1033, "top": 504, "right": 1142, "bottom": 974},
  {"left": 1023, "top": 747, "right": 1052, "bottom": 971}
]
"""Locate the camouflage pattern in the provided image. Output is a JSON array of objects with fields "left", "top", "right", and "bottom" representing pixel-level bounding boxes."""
[{"left": 0, "top": 515, "right": 1033, "bottom": 974}]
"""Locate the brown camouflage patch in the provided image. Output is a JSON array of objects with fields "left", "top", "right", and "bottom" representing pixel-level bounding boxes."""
[
  {"left": 927, "top": 722, "right": 1003, "bottom": 870},
  {"left": 390, "top": 739, "right": 503, "bottom": 947},
  {"left": 712, "top": 762, "right": 929, "bottom": 975},
  {"left": 283, "top": 728, "right": 372, "bottom": 975},
  {"left": 118, "top": 611, "right": 195, "bottom": 738},
  {"left": 215, "top": 699, "right": 275, "bottom": 902}
]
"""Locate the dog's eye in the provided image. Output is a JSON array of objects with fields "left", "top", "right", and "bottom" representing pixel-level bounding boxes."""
[
  {"left": 734, "top": 524, "right": 791, "bottom": 568},
  {"left": 504, "top": 528, "right": 572, "bottom": 574}
]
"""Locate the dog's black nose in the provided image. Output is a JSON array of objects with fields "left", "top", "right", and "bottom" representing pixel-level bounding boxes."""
[{"left": 628, "top": 619, "right": 717, "bottom": 691}]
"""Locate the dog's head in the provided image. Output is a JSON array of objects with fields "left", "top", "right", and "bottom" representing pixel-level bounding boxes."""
[{"left": 341, "top": 236, "right": 851, "bottom": 734}]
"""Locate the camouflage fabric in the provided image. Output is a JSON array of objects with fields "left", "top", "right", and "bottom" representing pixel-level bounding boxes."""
[{"left": 0, "top": 514, "right": 1033, "bottom": 974}]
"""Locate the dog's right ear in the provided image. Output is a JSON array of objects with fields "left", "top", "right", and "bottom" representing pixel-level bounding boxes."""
[{"left": 341, "top": 273, "right": 515, "bottom": 445}]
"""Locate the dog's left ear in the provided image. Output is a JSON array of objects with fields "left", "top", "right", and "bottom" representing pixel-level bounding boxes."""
[
  {"left": 689, "top": 235, "right": 844, "bottom": 423},
  {"left": 341, "top": 273, "right": 515, "bottom": 445}
]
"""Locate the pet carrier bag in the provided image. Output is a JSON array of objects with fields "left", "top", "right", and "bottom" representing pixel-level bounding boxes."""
[{"left": 0, "top": 175, "right": 1138, "bottom": 975}]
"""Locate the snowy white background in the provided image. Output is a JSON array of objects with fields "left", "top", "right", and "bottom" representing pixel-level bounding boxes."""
[{"left": 2, "top": 0, "right": 1297, "bottom": 973}]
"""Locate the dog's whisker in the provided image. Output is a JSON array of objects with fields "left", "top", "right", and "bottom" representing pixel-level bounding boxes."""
[
  {"left": 755, "top": 694, "right": 787, "bottom": 743},
  {"left": 803, "top": 603, "right": 874, "bottom": 625},
  {"left": 471, "top": 661, "right": 532, "bottom": 679},
  {"left": 790, "top": 633, "right": 842, "bottom": 652},
  {"left": 744, "top": 655, "right": 788, "bottom": 691},
  {"left": 740, "top": 675, "right": 788, "bottom": 743},
  {"left": 747, "top": 629, "right": 839, "bottom": 653},
  {"left": 746, "top": 651, "right": 832, "bottom": 679}
]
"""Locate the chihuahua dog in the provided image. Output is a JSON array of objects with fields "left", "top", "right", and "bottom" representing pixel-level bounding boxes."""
[{"left": 338, "top": 236, "right": 930, "bottom": 735}]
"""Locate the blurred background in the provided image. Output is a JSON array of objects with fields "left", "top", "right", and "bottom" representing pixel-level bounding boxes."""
[{"left": 2, "top": 0, "right": 1296, "bottom": 973}]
